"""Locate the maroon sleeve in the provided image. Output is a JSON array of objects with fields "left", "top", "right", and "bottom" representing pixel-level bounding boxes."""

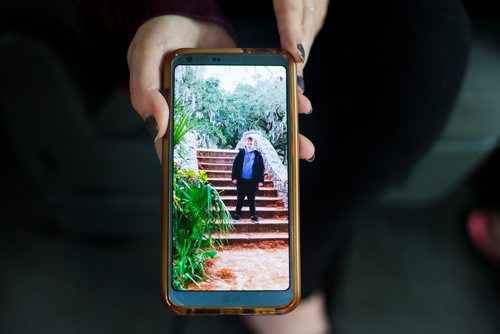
[{"left": 76, "top": 0, "right": 234, "bottom": 40}]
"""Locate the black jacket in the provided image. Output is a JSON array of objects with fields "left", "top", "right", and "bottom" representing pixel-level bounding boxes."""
[{"left": 231, "top": 148, "right": 265, "bottom": 183}]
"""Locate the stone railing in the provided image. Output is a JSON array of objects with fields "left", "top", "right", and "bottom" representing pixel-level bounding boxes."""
[{"left": 173, "top": 130, "right": 199, "bottom": 173}]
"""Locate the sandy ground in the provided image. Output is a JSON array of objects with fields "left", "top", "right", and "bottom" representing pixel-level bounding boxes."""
[{"left": 187, "top": 241, "right": 290, "bottom": 291}]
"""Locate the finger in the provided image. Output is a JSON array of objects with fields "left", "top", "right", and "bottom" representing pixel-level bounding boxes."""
[
  {"left": 154, "top": 139, "right": 163, "bottom": 163},
  {"left": 296, "top": 63, "right": 306, "bottom": 94},
  {"left": 134, "top": 89, "right": 170, "bottom": 142},
  {"left": 273, "top": 0, "right": 305, "bottom": 63},
  {"left": 273, "top": 0, "right": 309, "bottom": 100},
  {"left": 297, "top": 94, "right": 313, "bottom": 114},
  {"left": 128, "top": 41, "right": 169, "bottom": 142},
  {"left": 302, "top": 1, "right": 329, "bottom": 48},
  {"left": 298, "top": 133, "right": 315, "bottom": 161},
  {"left": 296, "top": 0, "right": 329, "bottom": 92}
]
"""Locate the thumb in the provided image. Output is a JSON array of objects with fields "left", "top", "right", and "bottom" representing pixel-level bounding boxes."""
[
  {"left": 273, "top": 0, "right": 307, "bottom": 64},
  {"left": 132, "top": 88, "right": 169, "bottom": 163},
  {"left": 139, "top": 89, "right": 170, "bottom": 142}
]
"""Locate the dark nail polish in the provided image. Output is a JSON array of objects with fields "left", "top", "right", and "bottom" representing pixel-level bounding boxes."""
[
  {"left": 297, "top": 75, "right": 305, "bottom": 92},
  {"left": 144, "top": 116, "right": 158, "bottom": 139},
  {"left": 306, "top": 153, "right": 315, "bottom": 162},
  {"left": 297, "top": 44, "right": 305, "bottom": 63}
]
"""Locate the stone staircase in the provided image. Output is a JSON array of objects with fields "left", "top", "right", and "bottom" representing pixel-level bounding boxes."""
[{"left": 198, "top": 148, "right": 289, "bottom": 245}]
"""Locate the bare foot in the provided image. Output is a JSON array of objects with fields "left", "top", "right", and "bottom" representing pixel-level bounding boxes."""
[{"left": 242, "top": 292, "right": 330, "bottom": 334}]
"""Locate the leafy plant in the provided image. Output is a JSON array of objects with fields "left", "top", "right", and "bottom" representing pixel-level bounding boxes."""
[
  {"left": 172, "top": 170, "right": 233, "bottom": 289},
  {"left": 173, "top": 98, "right": 198, "bottom": 148},
  {"left": 171, "top": 91, "right": 232, "bottom": 289}
]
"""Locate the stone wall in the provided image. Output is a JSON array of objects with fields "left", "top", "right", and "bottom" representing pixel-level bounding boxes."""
[{"left": 174, "top": 130, "right": 199, "bottom": 173}]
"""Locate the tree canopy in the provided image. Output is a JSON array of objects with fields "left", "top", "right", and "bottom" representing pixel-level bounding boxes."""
[{"left": 174, "top": 66, "right": 288, "bottom": 159}]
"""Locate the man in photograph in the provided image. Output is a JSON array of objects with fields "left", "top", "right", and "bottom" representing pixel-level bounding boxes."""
[{"left": 231, "top": 135, "right": 265, "bottom": 223}]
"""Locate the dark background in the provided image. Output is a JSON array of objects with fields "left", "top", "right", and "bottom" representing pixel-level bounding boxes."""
[{"left": 1, "top": 1, "right": 500, "bottom": 333}]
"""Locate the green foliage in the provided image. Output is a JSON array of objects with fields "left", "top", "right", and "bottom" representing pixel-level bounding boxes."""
[
  {"left": 173, "top": 99, "right": 198, "bottom": 148},
  {"left": 170, "top": 66, "right": 291, "bottom": 288},
  {"left": 175, "top": 66, "right": 288, "bottom": 156},
  {"left": 172, "top": 169, "right": 233, "bottom": 290}
]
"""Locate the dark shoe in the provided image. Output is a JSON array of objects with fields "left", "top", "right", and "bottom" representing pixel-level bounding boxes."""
[
  {"left": 251, "top": 216, "right": 259, "bottom": 223},
  {"left": 233, "top": 214, "right": 240, "bottom": 221}
]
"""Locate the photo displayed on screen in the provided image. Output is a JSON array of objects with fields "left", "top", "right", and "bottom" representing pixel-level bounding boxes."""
[{"left": 171, "top": 64, "right": 290, "bottom": 291}]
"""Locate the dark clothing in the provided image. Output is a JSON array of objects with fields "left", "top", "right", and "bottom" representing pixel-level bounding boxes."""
[
  {"left": 235, "top": 179, "right": 258, "bottom": 217},
  {"left": 70, "top": 0, "right": 471, "bottom": 299},
  {"left": 231, "top": 148, "right": 264, "bottom": 183},
  {"left": 76, "top": 0, "right": 234, "bottom": 40},
  {"left": 221, "top": 0, "right": 471, "bottom": 297},
  {"left": 293, "top": 1, "right": 470, "bottom": 298},
  {"left": 231, "top": 148, "right": 264, "bottom": 217}
]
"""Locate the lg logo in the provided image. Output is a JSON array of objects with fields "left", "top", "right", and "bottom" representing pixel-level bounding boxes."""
[{"left": 222, "top": 295, "right": 240, "bottom": 302}]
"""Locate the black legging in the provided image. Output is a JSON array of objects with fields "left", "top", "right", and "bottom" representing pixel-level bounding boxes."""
[{"left": 226, "top": 0, "right": 471, "bottom": 298}]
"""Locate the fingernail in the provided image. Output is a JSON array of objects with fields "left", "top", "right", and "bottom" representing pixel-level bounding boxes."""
[
  {"left": 297, "top": 75, "right": 305, "bottom": 92},
  {"left": 306, "top": 153, "right": 315, "bottom": 162},
  {"left": 305, "top": 107, "right": 313, "bottom": 115},
  {"left": 144, "top": 116, "right": 158, "bottom": 139},
  {"left": 297, "top": 44, "right": 305, "bottom": 63},
  {"left": 153, "top": 135, "right": 162, "bottom": 144}
]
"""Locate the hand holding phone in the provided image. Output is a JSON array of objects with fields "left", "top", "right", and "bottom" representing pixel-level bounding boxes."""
[{"left": 161, "top": 48, "right": 300, "bottom": 315}]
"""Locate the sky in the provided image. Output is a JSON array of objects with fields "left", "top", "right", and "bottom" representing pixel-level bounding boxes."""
[{"left": 199, "top": 65, "right": 285, "bottom": 92}]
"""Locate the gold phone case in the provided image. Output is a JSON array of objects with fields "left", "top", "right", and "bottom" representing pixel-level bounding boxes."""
[{"left": 160, "top": 48, "right": 300, "bottom": 315}]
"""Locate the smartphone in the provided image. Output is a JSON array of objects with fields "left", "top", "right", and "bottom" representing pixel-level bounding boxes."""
[{"left": 161, "top": 48, "right": 300, "bottom": 315}]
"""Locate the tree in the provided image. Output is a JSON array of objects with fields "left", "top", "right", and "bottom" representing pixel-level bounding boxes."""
[{"left": 175, "top": 66, "right": 288, "bottom": 161}]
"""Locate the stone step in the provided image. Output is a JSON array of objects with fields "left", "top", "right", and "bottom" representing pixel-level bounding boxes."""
[
  {"left": 220, "top": 196, "right": 284, "bottom": 208},
  {"left": 215, "top": 232, "right": 289, "bottom": 245},
  {"left": 215, "top": 187, "right": 279, "bottom": 197},
  {"left": 200, "top": 162, "right": 232, "bottom": 171},
  {"left": 208, "top": 178, "right": 274, "bottom": 188},
  {"left": 226, "top": 206, "right": 288, "bottom": 219},
  {"left": 197, "top": 156, "right": 236, "bottom": 164},
  {"left": 197, "top": 148, "right": 238, "bottom": 157},
  {"left": 229, "top": 219, "right": 288, "bottom": 232},
  {"left": 205, "top": 170, "right": 232, "bottom": 178},
  {"left": 205, "top": 170, "right": 270, "bottom": 179}
]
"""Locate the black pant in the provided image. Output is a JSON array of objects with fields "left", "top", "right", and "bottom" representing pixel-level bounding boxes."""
[
  {"left": 226, "top": 0, "right": 472, "bottom": 298},
  {"left": 235, "top": 179, "right": 258, "bottom": 217}
]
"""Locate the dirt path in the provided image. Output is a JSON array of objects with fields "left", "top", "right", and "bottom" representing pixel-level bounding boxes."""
[{"left": 188, "top": 242, "right": 290, "bottom": 291}]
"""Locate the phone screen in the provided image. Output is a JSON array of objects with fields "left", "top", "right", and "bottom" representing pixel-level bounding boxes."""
[{"left": 169, "top": 53, "right": 293, "bottom": 294}]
